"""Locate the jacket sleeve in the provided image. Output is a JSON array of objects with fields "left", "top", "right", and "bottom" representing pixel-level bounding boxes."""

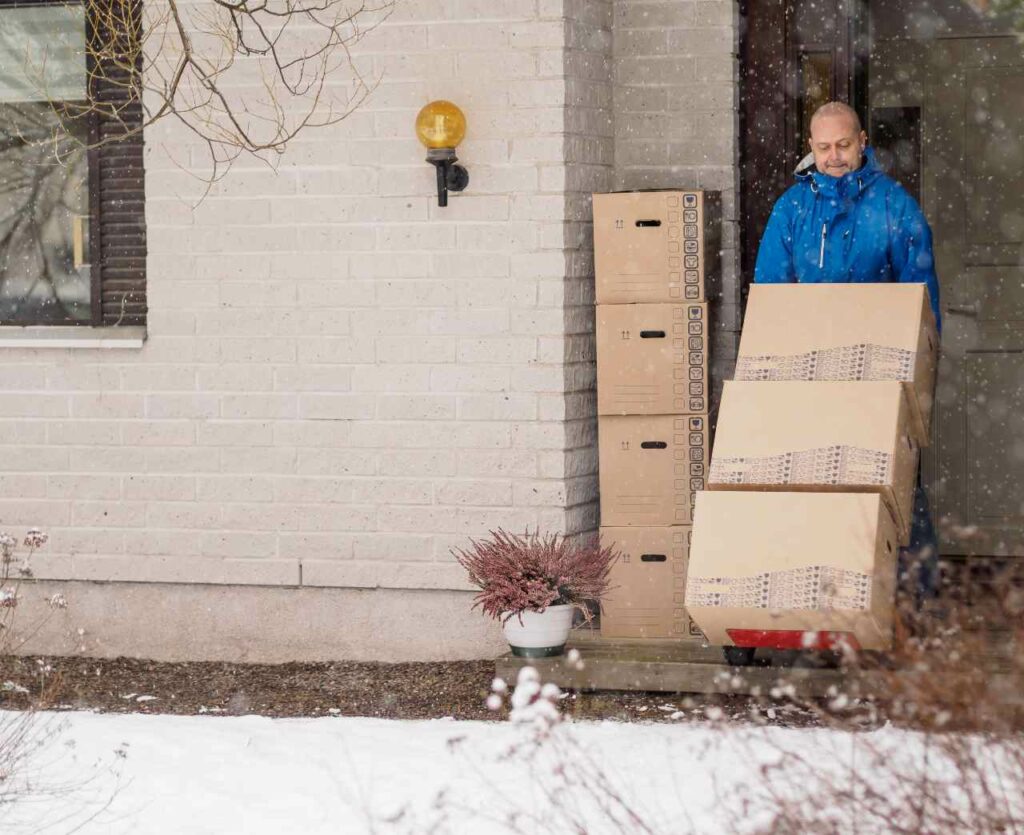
[
  {"left": 888, "top": 185, "right": 942, "bottom": 333},
  {"left": 753, "top": 196, "right": 796, "bottom": 284}
]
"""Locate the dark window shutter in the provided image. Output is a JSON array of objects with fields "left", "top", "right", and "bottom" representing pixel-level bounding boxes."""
[{"left": 90, "top": 0, "right": 146, "bottom": 327}]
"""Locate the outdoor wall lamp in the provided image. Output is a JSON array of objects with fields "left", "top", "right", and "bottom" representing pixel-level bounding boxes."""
[{"left": 415, "top": 100, "right": 469, "bottom": 207}]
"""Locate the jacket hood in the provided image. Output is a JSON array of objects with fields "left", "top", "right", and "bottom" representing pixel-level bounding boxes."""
[{"left": 795, "top": 146, "right": 884, "bottom": 199}]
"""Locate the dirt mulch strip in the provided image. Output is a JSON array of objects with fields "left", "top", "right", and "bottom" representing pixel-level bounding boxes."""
[
  {"left": 0, "top": 655, "right": 825, "bottom": 726},
  {"left": 0, "top": 657, "right": 498, "bottom": 720}
]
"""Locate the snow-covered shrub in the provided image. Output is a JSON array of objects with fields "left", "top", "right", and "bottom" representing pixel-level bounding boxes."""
[
  {"left": 447, "top": 665, "right": 662, "bottom": 833},
  {"left": 452, "top": 529, "right": 619, "bottom": 624},
  {"left": 491, "top": 666, "right": 563, "bottom": 743},
  {"left": 731, "top": 562, "right": 1024, "bottom": 835}
]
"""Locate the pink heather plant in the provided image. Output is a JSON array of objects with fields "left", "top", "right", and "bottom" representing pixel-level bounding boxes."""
[{"left": 453, "top": 529, "right": 619, "bottom": 624}]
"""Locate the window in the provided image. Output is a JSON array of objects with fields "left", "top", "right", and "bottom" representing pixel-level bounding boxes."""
[{"left": 0, "top": 0, "right": 146, "bottom": 327}]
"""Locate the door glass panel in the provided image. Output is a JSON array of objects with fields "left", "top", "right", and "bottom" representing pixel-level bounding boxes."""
[
  {"left": 0, "top": 5, "right": 90, "bottom": 324},
  {"left": 800, "top": 51, "right": 833, "bottom": 152},
  {"left": 793, "top": 0, "right": 839, "bottom": 43},
  {"left": 871, "top": 106, "right": 921, "bottom": 203}
]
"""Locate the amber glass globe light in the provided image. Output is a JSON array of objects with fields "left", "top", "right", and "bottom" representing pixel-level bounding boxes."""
[{"left": 415, "top": 100, "right": 466, "bottom": 149}]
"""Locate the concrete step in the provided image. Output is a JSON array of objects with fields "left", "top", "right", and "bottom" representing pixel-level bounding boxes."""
[{"left": 495, "top": 629, "right": 1022, "bottom": 703}]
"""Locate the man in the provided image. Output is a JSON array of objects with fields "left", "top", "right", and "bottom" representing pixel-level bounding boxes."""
[{"left": 754, "top": 101, "right": 940, "bottom": 608}]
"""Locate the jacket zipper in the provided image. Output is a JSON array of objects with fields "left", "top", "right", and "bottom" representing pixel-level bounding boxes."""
[{"left": 818, "top": 222, "right": 827, "bottom": 269}]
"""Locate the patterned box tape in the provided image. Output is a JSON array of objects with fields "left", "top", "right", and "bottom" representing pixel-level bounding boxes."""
[
  {"left": 709, "top": 445, "right": 892, "bottom": 486},
  {"left": 734, "top": 344, "right": 915, "bottom": 382},
  {"left": 686, "top": 565, "right": 872, "bottom": 611}
]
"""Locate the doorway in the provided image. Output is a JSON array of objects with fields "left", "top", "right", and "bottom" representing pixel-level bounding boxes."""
[{"left": 739, "top": 0, "right": 1024, "bottom": 559}]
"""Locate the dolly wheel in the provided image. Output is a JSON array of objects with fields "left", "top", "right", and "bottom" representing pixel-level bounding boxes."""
[{"left": 724, "top": 646, "right": 756, "bottom": 667}]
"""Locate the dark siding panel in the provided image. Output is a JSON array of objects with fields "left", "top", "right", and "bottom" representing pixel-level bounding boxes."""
[
  {"left": 92, "top": 0, "right": 147, "bottom": 327},
  {"left": 739, "top": 0, "right": 788, "bottom": 306}
]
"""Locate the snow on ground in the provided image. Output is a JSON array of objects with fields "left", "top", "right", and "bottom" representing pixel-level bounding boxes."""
[{"left": 0, "top": 708, "right": 1013, "bottom": 835}]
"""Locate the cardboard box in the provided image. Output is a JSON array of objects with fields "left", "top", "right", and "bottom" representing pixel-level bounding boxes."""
[
  {"left": 685, "top": 491, "right": 901, "bottom": 651},
  {"left": 592, "top": 190, "right": 722, "bottom": 304},
  {"left": 709, "top": 381, "right": 919, "bottom": 543},
  {"left": 736, "top": 284, "right": 939, "bottom": 444},
  {"left": 598, "top": 414, "right": 710, "bottom": 526},
  {"left": 600, "top": 526, "right": 702, "bottom": 639},
  {"left": 596, "top": 303, "right": 708, "bottom": 415}
]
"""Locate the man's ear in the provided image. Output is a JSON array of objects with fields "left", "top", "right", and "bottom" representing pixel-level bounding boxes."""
[{"left": 859, "top": 130, "right": 868, "bottom": 149}]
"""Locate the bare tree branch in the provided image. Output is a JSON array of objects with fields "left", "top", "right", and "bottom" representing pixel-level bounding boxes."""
[{"left": 3, "top": 0, "right": 391, "bottom": 177}]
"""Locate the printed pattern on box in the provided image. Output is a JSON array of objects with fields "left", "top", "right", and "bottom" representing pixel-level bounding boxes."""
[
  {"left": 667, "top": 527, "right": 694, "bottom": 636},
  {"left": 735, "top": 344, "right": 916, "bottom": 383},
  {"left": 680, "top": 193, "right": 702, "bottom": 301},
  {"left": 678, "top": 414, "right": 708, "bottom": 521},
  {"left": 679, "top": 304, "right": 706, "bottom": 413},
  {"left": 687, "top": 565, "right": 872, "bottom": 611},
  {"left": 710, "top": 445, "right": 893, "bottom": 486}
]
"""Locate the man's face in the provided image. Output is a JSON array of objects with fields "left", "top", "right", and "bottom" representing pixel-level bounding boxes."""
[{"left": 808, "top": 114, "right": 867, "bottom": 178}]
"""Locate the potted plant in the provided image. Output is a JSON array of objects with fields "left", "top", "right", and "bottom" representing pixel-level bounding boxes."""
[{"left": 453, "top": 529, "right": 619, "bottom": 658}]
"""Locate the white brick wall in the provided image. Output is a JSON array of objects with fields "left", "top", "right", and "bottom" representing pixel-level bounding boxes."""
[
  {"left": 556, "top": 0, "right": 741, "bottom": 539},
  {"left": 2, "top": 0, "right": 594, "bottom": 594},
  {"left": 562, "top": 0, "right": 613, "bottom": 538},
  {"left": 0, "top": 1, "right": 742, "bottom": 663}
]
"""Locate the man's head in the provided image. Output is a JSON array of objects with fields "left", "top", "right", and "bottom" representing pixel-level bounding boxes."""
[{"left": 808, "top": 102, "right": 867, "bottom": 178}]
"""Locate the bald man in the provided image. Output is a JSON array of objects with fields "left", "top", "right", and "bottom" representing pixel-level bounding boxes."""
[
  {"left": 754, "top": 101, "right": 941, "bottom": 609},
  {"left": 754, "top": 101, "right": 941, "bottom": 327}
]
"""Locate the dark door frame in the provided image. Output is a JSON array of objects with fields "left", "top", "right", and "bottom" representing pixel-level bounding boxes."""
[{"left": 738, "top": 0, "right": 868, "bottom": 299}]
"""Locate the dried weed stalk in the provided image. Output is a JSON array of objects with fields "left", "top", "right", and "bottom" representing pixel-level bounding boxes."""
[
  {"left": 0, "top": 529, "right": 60, "bottom": 655},
  {"left": 0, "top": 530, "right": 115, "bottom": 834}
]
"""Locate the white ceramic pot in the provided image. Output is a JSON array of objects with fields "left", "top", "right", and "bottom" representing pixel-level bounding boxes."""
[{"left": 502, "top": 604, "right": 573, "bottom": 658}]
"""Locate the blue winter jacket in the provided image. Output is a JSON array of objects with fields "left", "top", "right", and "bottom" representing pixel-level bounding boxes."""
[{"left": 753, "top": 147, "right": 941, "bottom": 331}]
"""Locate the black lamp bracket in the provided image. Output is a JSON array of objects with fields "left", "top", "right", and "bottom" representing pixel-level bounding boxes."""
[{"left": 426, "top": 147, "right": 469, "bottom": 207}]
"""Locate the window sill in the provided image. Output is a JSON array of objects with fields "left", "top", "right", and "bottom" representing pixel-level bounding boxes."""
[{"left": 0, "top": 326, "right": 146, "bottom": 349}]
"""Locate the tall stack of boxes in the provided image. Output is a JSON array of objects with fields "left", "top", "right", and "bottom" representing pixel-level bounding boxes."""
[
  {"left": 685, "top": 284, "right": 939, "bottom": 652},
  {"left": 592, "top": 191, "right": 722, "bottom": 640}
]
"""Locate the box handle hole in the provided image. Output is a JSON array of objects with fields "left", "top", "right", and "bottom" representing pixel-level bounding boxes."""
[
  {"left": 640, "top": 554, "right": 667, "bottom": 562},
  {"left": 640, "top": 330, "right": 666, "bottom": 339},
  {"left": 635, "top": 219, "right": 661, "bottom": 227},
  {"left": 640, "top": 441, "right": 667, "bottom": 449}
]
